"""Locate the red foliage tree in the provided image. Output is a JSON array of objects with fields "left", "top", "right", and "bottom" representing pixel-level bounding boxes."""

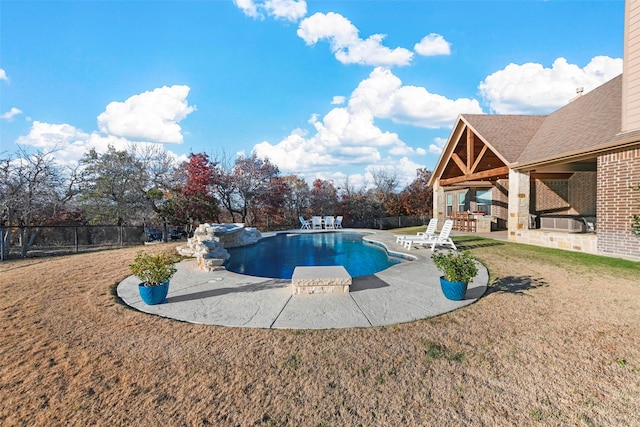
[{"left": 399, "top": 168, "right": 433, "bottom": 216}]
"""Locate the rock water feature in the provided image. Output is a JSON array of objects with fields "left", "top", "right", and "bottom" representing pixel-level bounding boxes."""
[{"left": 176, "top": 223, "right": 261, "bottom": 272}]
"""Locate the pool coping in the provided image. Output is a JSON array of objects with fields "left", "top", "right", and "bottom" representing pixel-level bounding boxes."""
[{"left": 116, "top": 228, "right": 489, "bottom": 329}]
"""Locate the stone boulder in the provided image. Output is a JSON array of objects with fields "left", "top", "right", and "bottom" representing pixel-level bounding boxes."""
[{"left": 176, "top": 223, "right": 261, "bottom": 272}]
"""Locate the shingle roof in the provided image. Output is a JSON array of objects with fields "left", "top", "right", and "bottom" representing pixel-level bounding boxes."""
[
  {"left": 461, "top": 114, "right": 547, "bottom": 164},
  {"left": 432, "top": 74, "right": 627, "bottom": 184},
  {"left": 516, "top": 74, "right": 622, "bottom": 166}
]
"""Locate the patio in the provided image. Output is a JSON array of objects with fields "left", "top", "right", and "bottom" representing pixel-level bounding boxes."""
[{"left": 117, "top": 230, "right": 489, "bottom": 329}]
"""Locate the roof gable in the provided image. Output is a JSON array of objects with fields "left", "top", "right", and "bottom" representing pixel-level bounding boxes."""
[
  {"left": 431, "top": 74, "right": 626, "bottom": 185},
  {"left": 463, "top": 114, "right": 547, "bottom": 164}
]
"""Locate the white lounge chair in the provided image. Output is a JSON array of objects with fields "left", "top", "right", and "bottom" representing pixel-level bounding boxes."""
[
  {"left": 324, "top": 216, "right": 335, "bottom": 229},
  {"left": 311, "top": 216, "right": 323, "bottom": 230},
  {"left": 334, "top": 216, "right": 343, "bottom": 229},
  {"left": 395, "top": 218, "right": 438, "bottom": 244},
  {"left": 404, "top": 219, "right": 457, "bottom": 251},
  {"left": 299, "top": 216, "right": 310, "bottom": 230}
]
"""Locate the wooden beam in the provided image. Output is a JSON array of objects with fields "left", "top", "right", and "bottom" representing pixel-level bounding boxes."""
[
  {"left": 470, "top": 145, "right": 488, "bottom": 174},
  {"left": 439, "top": 166, "right": 510, "bottom": 186},
  {"left": 466, "top": 130, "right": 473, "bottom": 170},
  {"left": 450, "top": 153, "right": 468, "bottom": 174}
]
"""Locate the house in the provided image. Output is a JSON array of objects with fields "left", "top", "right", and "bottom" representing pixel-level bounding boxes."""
[{"left": 428, "top": 0, "right": 640, "bottom": 260}]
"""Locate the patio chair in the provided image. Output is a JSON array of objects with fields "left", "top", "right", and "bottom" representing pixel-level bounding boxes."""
[
  {"left": 311, "top": 216, "right": 323, "bottom": 230},
  {"left": 299, "top": 216, "right": 311, "bottom": 230},
  {"left": 403, "top": 219, "right": 457, "bottom": 251},
  {"left": 324, "top": 216, "right": 335, "bottom": 229},
  {"left": 334, "top": 216, "right": 343, "bottom": 229},
  {"left": 395, "top": 218, "right": 438, "bottom": 244}
]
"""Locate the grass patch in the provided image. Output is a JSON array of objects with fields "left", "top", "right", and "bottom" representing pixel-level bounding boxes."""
[
  {"left": 283, "top": 353, "right": 302, "bottom": 371},
  {"left": 393, "top": 225, "right": 640, "bottom": 279},
  {"left": 424, "top": 341, "right": 466, "bottom": 362}
]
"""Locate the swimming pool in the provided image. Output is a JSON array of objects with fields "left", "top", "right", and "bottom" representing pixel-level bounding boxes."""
[{"left": 224, "top": 232, "right": 401, "bottom": 279}]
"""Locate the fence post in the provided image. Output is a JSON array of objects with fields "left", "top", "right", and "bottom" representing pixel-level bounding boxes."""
[
  {"left": 1, "top": 226, "right": 5, "bottom": 261},
  {"left": 74, "top": 226, "right": 79, "bottom": 253}
]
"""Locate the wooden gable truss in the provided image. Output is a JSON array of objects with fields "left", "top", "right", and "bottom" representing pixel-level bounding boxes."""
[{"left": 438, "top": 123, "right": 509, "bottom": 186}]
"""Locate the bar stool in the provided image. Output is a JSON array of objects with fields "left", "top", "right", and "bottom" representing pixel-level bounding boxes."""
[
  {"left": 451, "top": 212, "right": 460, "bottom": 231},
  {"left": 467, "top": 213, "right": 477, "bottom": 232},
  {"left": 461, "top": 212, "right": 470, "bottom": 232}
]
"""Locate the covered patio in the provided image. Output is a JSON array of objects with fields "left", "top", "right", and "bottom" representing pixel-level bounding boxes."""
[{"left": 428, "top": 78, "right": 616, "bottom": 256}]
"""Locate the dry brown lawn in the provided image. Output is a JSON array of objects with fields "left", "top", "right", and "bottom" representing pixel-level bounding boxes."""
[{"left": 1, "top": 239, "right": 639, "bottom": 427}]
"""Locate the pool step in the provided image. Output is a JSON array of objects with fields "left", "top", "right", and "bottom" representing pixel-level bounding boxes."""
[{"left": 291, "top": 266, "right": 352, "bottom": 295}]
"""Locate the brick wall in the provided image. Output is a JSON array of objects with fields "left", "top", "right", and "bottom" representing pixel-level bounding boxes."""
[
  {"left": 532, "top": 179, "right": 570, "bottom": 213},
  {"left": 597, "top": 147, "right": 640, "bottom": 258},
  {"left": 569, "top": 172, "right": 597, "bottom": 215},
  {"left": 530, "top": 172, "right": 596, "bottom": 215}
]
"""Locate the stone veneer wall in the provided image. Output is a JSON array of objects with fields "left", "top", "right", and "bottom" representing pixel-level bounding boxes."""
[
  {"left": 597, "top": 147, "right": 640, "bottom": 259},
  {"left": 511, "top": 229, "right": 598, "bottom": 254}
]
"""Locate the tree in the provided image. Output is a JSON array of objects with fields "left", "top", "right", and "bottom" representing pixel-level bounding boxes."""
[
  {"left": 79, "top": 146, "right": 147, "bottom": 224},
  {"left": 161, "top": 153, "right": 219, "bottom": 233},
  {"left": 371, "top": 168, "right": 400, "bottom": 217},
  {"left": 218, "top": 153, "right": 280, "bottom": 225},
  {"left": 399, "top": 168, "right": 433, "bottom": 216},
  {"left": 0, "top": 148, "right": 77, "bottom": 257},
  {"left": 78, "top": 144, "right": 177, "bottom": 225},
  {"left": 279, "top": 175, "right": 310, "bottom": 227},
  {"left": 309, "top": 178, "right": 338, "bottom": 216}
]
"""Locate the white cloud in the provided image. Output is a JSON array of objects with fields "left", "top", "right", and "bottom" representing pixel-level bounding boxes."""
[
  {"left": 253, "top": 108, "right": 389, "bottom": 173},
  {"left": 389, "top": 144, "right": 427, "bottom": 157},
  {"left": 364, "top": 157, "right": 426, "bottom": 188},
  {"left": 234, "top": 0, "right": 261, "bottom": 19},
  {"left": 478, "top": 56, "right": 623, "bottom": 114},
  {"left": 1, "top": 107, "right": 23, "bottom": 121},
  {"left": 0, "top": 69, "right": 8, "bottom": 82},
  {"left": 414, "top": 33, "right": 451, "bottom": 57},
  {"left": 97, "top": 85, "right": 196, "bottom": 144},
  {"left": 350, "top": 67, "right": 482, "bottom": 128},
  {"left": 252, "top": 67, "right": 473, "bottom": 187},
  {"left": 264, "top": 0, "right": 306, "bottom": 21},
  {"left": 331, "top": 95, "right": 346, "bottom": 105},
  {"left": 297, "top": 12, "right": 413, "bottom": 66},
  {"left": 234, "top": 0, "right": 306, "bottom": 21},
  {"left": 15, "top": 121, "right": 185, "bottom": 167},
  {"left": 429, "top": 137, "right": 447, "bottom": 155},
  {"left": 15, "top": 121, "right": 92, "bottom": 166}
]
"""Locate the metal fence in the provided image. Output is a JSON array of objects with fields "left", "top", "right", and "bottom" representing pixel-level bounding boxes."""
[
  {"left": 0, "top": 216, "right": 429, "bottom": 260},
  {"left": 0, "top": 225, "right": 151, "bottom": 261},
  {"left": 347, "top": 215, "right": 429, "bottom": 230}
]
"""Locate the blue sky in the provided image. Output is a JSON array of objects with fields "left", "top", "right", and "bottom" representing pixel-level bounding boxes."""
[{"left": 0, "top": 0, "right": 625, "bottom": 188}]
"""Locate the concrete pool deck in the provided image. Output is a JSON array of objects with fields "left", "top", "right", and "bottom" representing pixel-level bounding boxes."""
[{"left": 116, "top": 229, "right": 489, "bottom": 329}]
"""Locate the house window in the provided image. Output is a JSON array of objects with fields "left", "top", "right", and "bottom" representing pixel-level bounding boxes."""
[
  {"left": 476, "top": 189, "right": 492, "bottom": 214},
  {"left": 446, "top": 194, "right": 453, "bottom": 216},
  {"left": 458, "top": 192, "right": 466, "bottom": 212}
]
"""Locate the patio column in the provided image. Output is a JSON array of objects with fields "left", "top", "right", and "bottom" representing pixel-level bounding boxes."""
[
  {"left": 433, "top": 180, "right": 446, "bottom": 228},
  {"left": 507, "top": 169, "right": 530, "bottom": 240}
]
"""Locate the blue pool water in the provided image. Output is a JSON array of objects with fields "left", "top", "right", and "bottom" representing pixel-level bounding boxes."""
[{"left": 225, "top": 232, "right": 400, "bottom": 279}]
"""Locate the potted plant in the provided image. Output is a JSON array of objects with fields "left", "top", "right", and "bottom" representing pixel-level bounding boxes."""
[
  {"left": 129, "top": 250, "right": 179, "bottom": 305},
  {"left": 431, "top": 250, "right": 479, "bottom": 301}
]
